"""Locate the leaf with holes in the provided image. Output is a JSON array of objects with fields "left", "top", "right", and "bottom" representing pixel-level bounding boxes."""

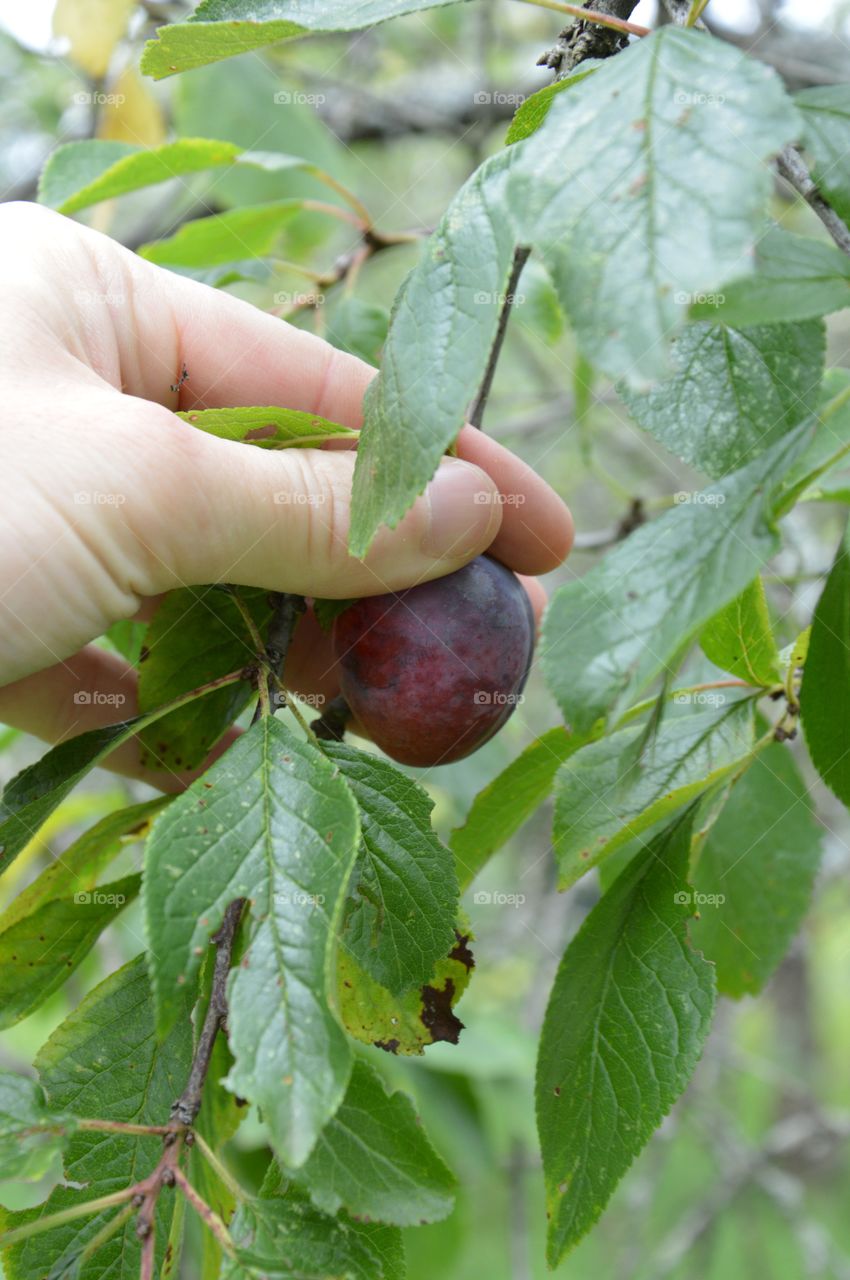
[{"left": 323, "top": 743, "right": 458, "bottom": 996}]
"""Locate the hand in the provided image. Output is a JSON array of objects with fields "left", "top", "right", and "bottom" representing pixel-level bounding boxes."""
[{"left": 0, "top": 202, "right": 573, "bottom": 786}]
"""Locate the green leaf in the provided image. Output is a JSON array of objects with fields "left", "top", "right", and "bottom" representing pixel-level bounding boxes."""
[
  {"left": 348, "top": 149, "right": 517, "bottom": 556},
  {"left": 700, "top": 578, "right": 781, "bottom": 686},
  {"left": 0, "top": 1073, "right": 74, "bottom": 1183},
  {"left": 339, "top": 926, "right": 473, "bottom": 1056},
  {"left": 177, "top": 405, "right": 356, "bottom": 447},
  {"left": 137, "top": 586, "right": 268, "bottom": 772},
  {"left": 102, "top": 618, "right": 147, "bottom": 664},
  {"left": 691, "top": 228, "right": 850, "bottom": 327},
  {"left": 0, "top": 799, "right": 164, "bottom": 933},
  {"left": 505, "top": 64, "right": 599, "bottom": 145},
  {"left": 144, "top": 715, "right": 360, "bottom": 1166},
  {"left": 0, "top": 676, "right": 244, "bottom": 869},
  {"left": 38, "top": 138, "right": 341, "bottom": 216},
  {"left": 507, "top": 28, "right": 799, "bottom": 386},
  {"left": 796, "top": 84, "right": 850, "bottom": 227},
  {"left": 312, "top": 597, "right": 356, "bottom": 631},
  {"left": 541, "top": 427, "right": 809, "bottom": 736},
  {"left": 141, "top": 0, "right": 473, "bottom": 78},
  {"left": 620, "top": 320, "right": 824, "bottom": 477},
  {"left": 0, "top": 957, "right": 192, "bottom": 1280},
  {"left": 801, "top": 519, "right": 850, "bottom": 806},
  {"left": 691, "top": 740, "right": 822, "bottom": 996},
  {"left": 553, "top": 701, "right": 756, "bottom": 890},
  {"left": 0, "top": 874, "right": 139, "bottom": 1028},
  {"left": 537, "top": 808, "right": 716, "bottom": 1264},
  {"left": 450, "top": 727, "right": 576, "bottom": 891},
  {"left": 139, "top": 202, "right": 306, "bottom": 266},
  {"left": 227, "top": 1165, "right": 402, "bottom": 1280},
  {"left": 325, "top": 296, "right": 390, "bottom": 367},
  {"left": 291, "top": 1058, "right": 455, "bottom": 1225},
  {"left": 777, "top": 368, "right": 850, "bottom": 509},
  {"left": 323, "top": 743, "right": 459, "bottom": 997},
  {"left": 39, "top": 137, "right": 241, "bottom": 213}
]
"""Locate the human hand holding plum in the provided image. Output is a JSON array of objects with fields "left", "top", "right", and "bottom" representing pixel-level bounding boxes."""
[{"left": 0, "top": 201, "right": 573, "bottom": 785}]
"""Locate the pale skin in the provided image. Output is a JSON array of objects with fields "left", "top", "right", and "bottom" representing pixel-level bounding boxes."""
[{"left": 0, "top": 202, "right": 573, "bottom": 788}]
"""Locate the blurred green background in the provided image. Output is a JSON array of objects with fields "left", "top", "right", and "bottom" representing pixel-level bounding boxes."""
[{"left": 3, "top": 1, "right": 850, "bottom": 1275}]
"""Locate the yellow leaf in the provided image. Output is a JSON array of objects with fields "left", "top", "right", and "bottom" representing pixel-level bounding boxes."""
[
  {"left": 53, "top": 0, "right": 135, "bottom": 79},
  {"left": 97, "top": 66, "right": 167, "bottom": 147}
]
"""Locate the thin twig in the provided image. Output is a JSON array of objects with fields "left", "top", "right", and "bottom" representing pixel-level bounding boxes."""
[
  {"left": 777, "top": 145, "right": 850, "bottom": 257},
  {"left": 469, "top": 246, "right": 532, "bottom": 429},
  {"left": 172, "top": 1168, "right": 237, "bottom": 1258},
  {"left": 191, "top": 1131, "right": 246, "bottom": 1205},
  {"left": 172, "top": 900, "right": 245, "bottom": 1127},
  {"left": 139, "top": 1219, "right": 156, "bottom": 1280},
  {"left": 521, "top": 0, "right": 650, "bottom": 37}
]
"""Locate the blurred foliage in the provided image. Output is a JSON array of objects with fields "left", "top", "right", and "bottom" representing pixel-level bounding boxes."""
[{"left": 3, "top": 1, "right": 850, "bottom": 1276}]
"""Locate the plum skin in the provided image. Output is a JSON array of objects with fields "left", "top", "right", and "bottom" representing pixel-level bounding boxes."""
[{"left": 331, "top": 555, "right": 535, "bottom": 767}]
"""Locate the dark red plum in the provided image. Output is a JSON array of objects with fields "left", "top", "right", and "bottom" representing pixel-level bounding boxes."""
[{"left": 332, "top": 555, "right": 535, "bottom": 767}]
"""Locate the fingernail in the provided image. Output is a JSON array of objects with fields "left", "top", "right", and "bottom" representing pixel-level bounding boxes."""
[{"left": 421, "top": 458, "right": 501, "bottom": 560}]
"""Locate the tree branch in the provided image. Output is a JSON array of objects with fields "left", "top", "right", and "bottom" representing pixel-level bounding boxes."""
[
  {"left": 171, "top": 899, "right": 245, "bottom": 1126},
  {"left": 536, "top": 0, "right": 643, "bottom": 76},
  {"left": 777, "top": 145, "right": 850, "bottom": 258},
  {"left": 469, "top": 246, "right": 532, "bottom": 429}
]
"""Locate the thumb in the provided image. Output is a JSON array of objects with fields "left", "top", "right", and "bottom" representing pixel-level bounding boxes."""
[{"left": 140, "top": 422, "right": 503, "bottom": 598}]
